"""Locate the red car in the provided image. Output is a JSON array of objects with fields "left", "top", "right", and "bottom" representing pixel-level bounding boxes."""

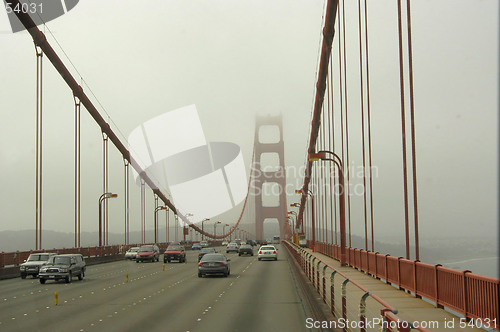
[
  {"left": 136, "top": 245, "right": 160, "bottom": 263},
  {"left": 164, "top": 245, "right": 186, "bottom": 263}
]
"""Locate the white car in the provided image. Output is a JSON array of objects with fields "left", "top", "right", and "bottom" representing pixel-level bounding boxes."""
[
  {"left": 200, "top": 241, "right": 209, "bottom": 248},
  {"left": 125, "top": 247, "right": 140, "bottom": 260},
  {"left": 226, "top": 242, "right": 239, "bottom": 253},
  {"left": 258, "top": 245, "right": 278, "bottom": 261}
]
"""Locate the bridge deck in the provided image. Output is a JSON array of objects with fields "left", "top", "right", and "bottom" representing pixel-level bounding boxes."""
[{"left": 300, "top": 247, "right": 483, "bottom": 331}]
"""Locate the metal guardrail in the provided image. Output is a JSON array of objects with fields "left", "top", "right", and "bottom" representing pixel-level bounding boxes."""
[
  {"left": 0, "top": 243, "right": 171, "bottom": 268},
  {"left": 305, "top": 240, "right": 499, "bottom": 330}
]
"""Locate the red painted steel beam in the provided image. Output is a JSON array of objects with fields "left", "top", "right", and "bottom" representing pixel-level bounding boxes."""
[
  {"left": 297, "top": 0, "right": 339, "bottom": 229},
  {"left": 9, "top": 1, "right": 177, "bottom": 214}
]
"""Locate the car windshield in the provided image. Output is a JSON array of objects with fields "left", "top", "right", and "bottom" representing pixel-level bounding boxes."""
[
  {"left": 139, "top": 246, "right": 154, "bottom": 252},
  {"left": 200, "top": 248, "right": 216, "bottom": 253},
  {"left": 27, "top": 254, "right": 51, "bottom": 261},
  {"left": 128, "top": 248, "right": 139, "bottom": 252},
  {"left": 201, "top": 254, "right": 225, "bottom": 262},
  {"left": 167, "top": 246, "right": 182, "bottom": 251},
  {"left": 241, "top": 245, "right": 252, "bottom": 249},
  {"left": 261, "top": 246, "right": 275, "bottom": 250},
  {"left": 50, "top": 256, "right": 71, "bottom": 265},
  {"left": 228, "top": 243, "right": 237, "bottom": 246}
]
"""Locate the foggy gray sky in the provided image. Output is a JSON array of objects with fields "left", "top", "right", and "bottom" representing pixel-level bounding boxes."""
[{"left": 0, "top": 0, "right": 498, "bottom": 247}]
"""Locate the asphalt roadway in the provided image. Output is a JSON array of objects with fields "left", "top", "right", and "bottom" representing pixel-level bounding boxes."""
[{"left": 0, "top": 244, "right": 316, "bottom": 332}]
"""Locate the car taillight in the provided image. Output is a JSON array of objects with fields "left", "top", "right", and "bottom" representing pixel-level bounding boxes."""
[
  {"left": 236, "top": 246, "right": 239, "bottom": 249},
  {"left": 226, "top": 246, "right": 229, "bottom": 249},
  {"left": 259, "top": 251, "right": 262, "bottom": 254},
  {"left": 273, "top": 251, "right": 277, "bottom": 254},
  {"left": 220, "top": 262, "right": 226, "bottom": 266},
  {"left": 198, "top": 262, "right": 203, "bottom": 266}
]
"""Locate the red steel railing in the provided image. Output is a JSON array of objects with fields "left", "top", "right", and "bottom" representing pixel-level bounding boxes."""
[{"left": 310, "top": 240, "right": 499, "bottom": 329}]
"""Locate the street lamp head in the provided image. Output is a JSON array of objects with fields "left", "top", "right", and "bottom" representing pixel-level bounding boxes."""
[
  {"left": 295, "top": 189, "right": 303, "bottom": 194},
  {"left": 290, "top": 203, "right": 300, "bottom": 207},
  {"left": 104, "top": 192, "right": 118, "bottom": 199},
  {"left": 308, "top": 152, "right": 327, "bottom": 161}
]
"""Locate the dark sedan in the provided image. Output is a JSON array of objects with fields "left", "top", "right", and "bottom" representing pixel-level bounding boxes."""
[
  {"left": 198, "top": 247, "right": 217, "bottom": 261},
  {"left": 191, "top": 243, "right": 202, "bottom": 250},
  {"left": 238, "top": 244, "right": 253, "bottom": 256},
  {"left": 198, "top": 253, "right": 230, "bottom": 278}
]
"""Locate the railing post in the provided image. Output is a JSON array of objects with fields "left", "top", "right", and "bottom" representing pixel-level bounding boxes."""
[
  {"left": 435, "top": 264, "right": 443, "bottom": 308},
  {"left": 341, "top": 278, "right": 350, "bottom": 332},
  {"left": 330, "top": 270, "right": 337, "bottom": 317},
  {"left": 359, "top": 292, "right": 371, "bottom": 332},
  {"left": 398, "top": 256, "right": 403, "bottom": 290},
  {"left": 462, "top": 270, "right": 471, "bottom": 320},
  {"left": 316, "top": 260, "right": 321, "bottom": 292},
  {"left": 380, "top": 308, "right": 398, "bottom": 332},
  {"left": 385, "top": 254, "right": 390, "bottom": 284},
  {"left": 322, "top": 265, "right": 328, "bottom": 303},
  {"left": 414, "top": 260, "right": 421, "bottom": 299},
  {"left": 312, "top": 257, "right": 316, "bottom": 286},
  {"left": 307, "top": 254, "right": 310, "bottom": 279},
  {"left": 0, "top": 252, "right": 4, "bottom": 268}
]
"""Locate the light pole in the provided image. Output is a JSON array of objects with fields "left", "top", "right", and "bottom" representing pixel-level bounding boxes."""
[
  {"left": 309, "top": 150, "right": 346, "bottom": 266},
  {"left": 290, "top": 203, "right": 302, "bottom": 233},
  {"left": 154, "top": 206, "right": 168, "bottom": 244},
  {"left": 165, "top": 208, "right": 170, "bottom": 244},
  {"left": 201, "top": 218, "right": 210, "bottom": 241},
  {"left": 183, "top": 213, "right": 193, "bottom": 244},
  {"left": 213, "top": 221, "right": 221, "bottom": 240},
  {"left": 288, "top": 211, "right": 297, "bottom": 238},
  {"left": 223, "top": 224, "right": 229, "bottom": 241},
  {"left": 296, "top": 188, "right": 315, "bottom": 252},
  {"left": 98, "top": 192, "right": 117, "bottom": 247}
]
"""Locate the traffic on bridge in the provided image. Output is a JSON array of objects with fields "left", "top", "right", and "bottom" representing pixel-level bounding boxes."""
[{"left": 0, "top": 0, "right": 498, "bottom": 331}]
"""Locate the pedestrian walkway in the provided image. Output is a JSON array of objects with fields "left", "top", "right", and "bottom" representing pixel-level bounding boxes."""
[{"left": 287, "top": 243, "right": 485, "bottom": 332}]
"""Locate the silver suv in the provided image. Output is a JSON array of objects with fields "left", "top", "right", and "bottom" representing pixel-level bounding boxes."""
[
  {"left": 39, "top": 254, "right": 86, "bottom": 284},
  {"left": 20, "top": 253, "right": 56, "bottom": 279}
]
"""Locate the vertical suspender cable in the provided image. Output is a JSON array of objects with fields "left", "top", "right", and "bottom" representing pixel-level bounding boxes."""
[
  {"left": 406, "top": 0, "right": 420, "bottom": 261},
  {"left": 124, "top": 159, "right": 129, "bottom": 245},
  {"left": 35, "top": 45, "right": 43, "bottom": 250},
  {"left": 397, "top": 0, "right": 411, "bottom": 260},
  {"left": 141, "top": 179, "right": 145, "bottom": 244},
  {"left": 358, "top": 0, "right": 368, "bottom": 251},
  {"left": 328, "top": 57, "right": 335, "bottom": 246},
  {"left": 74, "top": 95, "right": 81, "bottom": 248},
  {"left": 321, "top": 107, "right": 325, "bottom": 244},
  {"left": 102, "top": 132, "right": 109, "bottom": 246},
  {"left": 363, "top": 0, "right": 375, "bottom": 252},
  {"left": 341, "top": 0, "right": 352, "bottom": 247},
  {"left": 338, "top": 1, "right": 345, "bottom": 249}
]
